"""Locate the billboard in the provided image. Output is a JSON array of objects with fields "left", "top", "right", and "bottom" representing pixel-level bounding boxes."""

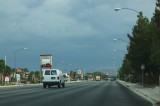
[
  {"left": 40, "top": 55, "right": 52, "bottom": 65},
  {"left": 42, "top": 59, "right": 50, "bottom": 65}
]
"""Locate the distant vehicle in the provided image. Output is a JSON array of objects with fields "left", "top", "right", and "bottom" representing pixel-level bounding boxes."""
[
  {"left": 103, "top": 78, "right": 109, "bottom": 81},
  {"left": 110, "top": 77, "right": 116, "bottom": 81},
  {"left": 95, "top": 76, "right": 100, "bottom": 81},
  {"left": 42, "top": 69, "right": 65, "bottom": 88}
]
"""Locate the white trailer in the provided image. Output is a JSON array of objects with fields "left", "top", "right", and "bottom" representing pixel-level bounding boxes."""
[{"left": 42, "top": 69, "right": 65, "bottom": 88}]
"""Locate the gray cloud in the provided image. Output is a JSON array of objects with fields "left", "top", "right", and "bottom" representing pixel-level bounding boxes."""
[{"left": 0, "top": 0, "right": 156, "bottom": 72}]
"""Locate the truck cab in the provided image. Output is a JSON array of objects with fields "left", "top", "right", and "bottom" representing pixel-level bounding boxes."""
[{"left": 42, "top": 69, "right": 65, "bottom": 88}]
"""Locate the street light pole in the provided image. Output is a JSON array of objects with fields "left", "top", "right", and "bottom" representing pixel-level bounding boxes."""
[
  {"left": 14, "top": 48, "right": 28, "bottom": 81},
  {"left": 114, "top": 7, "right": 146, "bottom": 87}
]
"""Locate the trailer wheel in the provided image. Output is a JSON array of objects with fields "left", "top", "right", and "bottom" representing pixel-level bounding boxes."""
[
  {"left": 58, "top": 81, "right": 61, "bottom": 88},
  {"left": 43, "top": 83, "right": 46, "bottom": 88},
  {"left": 62, "top": 82, "right": 65, "bottom": 88}
]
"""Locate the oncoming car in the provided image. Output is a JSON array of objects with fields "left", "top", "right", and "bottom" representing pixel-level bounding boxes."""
[{"left": 42, "top": 69, "right": 65, "bottom": 88}]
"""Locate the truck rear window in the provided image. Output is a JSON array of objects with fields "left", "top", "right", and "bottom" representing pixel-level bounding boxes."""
[
  {"left": 51, "top": 70, "right": 57, "bottom": 75},
  {"left": 45, "top": 70, "right": 50, "bottom": 75}
]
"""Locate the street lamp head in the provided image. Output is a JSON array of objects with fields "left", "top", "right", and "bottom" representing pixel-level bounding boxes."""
[
  {"left": 113, "top": 39, "right": 118, "bottom": 41},
  {"left": 24, "top": 48, "right": 28, "bottom": 50},
  {"left": 114, "top": 8, "right": 121, "bottom": 11},
  {"left": 113, "top": 50, "right": 117, "bottom": 52}
]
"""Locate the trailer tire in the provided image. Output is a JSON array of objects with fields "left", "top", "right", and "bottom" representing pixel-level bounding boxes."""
[
  {"left": 62, "top": 82, "right": 65, "bottom": 88},
  {"left": 43, "top": 83, "right": 46, "bottom": 88},
  {"left": 58, "top": 81, "right": 61, "bottom": 88}
]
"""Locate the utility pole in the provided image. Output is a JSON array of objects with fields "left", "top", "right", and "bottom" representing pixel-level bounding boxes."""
[{"left": 5, "top": 56, "right": 6, "bottom": 66}]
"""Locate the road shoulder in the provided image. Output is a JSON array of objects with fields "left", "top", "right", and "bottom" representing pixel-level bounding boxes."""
[{"left": 117, "top": 80, "right": 160, "bottom": 106}]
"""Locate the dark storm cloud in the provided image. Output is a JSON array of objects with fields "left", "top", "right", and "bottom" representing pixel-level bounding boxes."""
[{"left": 0, "top": 0, "right": 156, "bottom": 73}]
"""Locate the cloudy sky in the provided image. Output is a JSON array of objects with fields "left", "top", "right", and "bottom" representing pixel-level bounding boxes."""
[{"left": 0, "top": 0, "right": 156, "bottom": 73}]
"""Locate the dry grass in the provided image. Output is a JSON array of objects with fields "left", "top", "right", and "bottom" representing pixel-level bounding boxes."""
[
  {"left": 136, "top": 83, "right": 158, "bottom": 88},
  {"left": 156, "top": 102, "right": 160, "bottom": 106}
]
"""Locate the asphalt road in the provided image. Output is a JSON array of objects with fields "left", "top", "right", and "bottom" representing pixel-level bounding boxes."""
[{"left": 0, "top": 81, "right": 152, "bottom": 106}]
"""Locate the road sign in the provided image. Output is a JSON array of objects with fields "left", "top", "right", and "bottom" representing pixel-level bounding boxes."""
[
  {"left": 5, "top": 76, "right": 9, "bottom": 82},
  {"left": 141, "top": 64, "right": 145, "bottom": 70},
  {"left": 78, "top": 70, "right": 81, "bottom": 74},
  {"left": 16, "top": 74, "right": 20, "bottom": 82},
  {"left": 17, "top": 69, "right": 22, "bottom": 72}
]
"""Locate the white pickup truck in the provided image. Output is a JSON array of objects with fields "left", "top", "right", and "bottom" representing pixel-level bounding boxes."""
[{"left": 42, "top": 69, "right": 65, "bottom": 88}]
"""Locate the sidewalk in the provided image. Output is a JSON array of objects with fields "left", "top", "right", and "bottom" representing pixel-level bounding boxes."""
[
  {"left": 117, "top": 80, "right": 160, "bottom": 106},
  {"left": 0, "top": 83, "right": 43, "bottom": 88},
  {"left": 0, "top": 80, "right": 84, "bottom": 88}
]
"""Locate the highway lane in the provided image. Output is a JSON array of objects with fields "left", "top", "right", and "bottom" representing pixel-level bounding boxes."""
[{"left": 0, "top": 81, "right": 152, "bottom": 106}]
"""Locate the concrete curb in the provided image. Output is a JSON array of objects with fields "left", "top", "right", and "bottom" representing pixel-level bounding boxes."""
[
  {"left": 117, "top": 80, "right": 159, "bottom": 106},
  {"left": 0, "top": 84, "right": 24, "bottom": 88}
]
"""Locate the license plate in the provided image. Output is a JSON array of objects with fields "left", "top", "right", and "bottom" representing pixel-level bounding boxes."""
[{"left": 51, "top": 77, "right": 55, "bottom": 80}]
